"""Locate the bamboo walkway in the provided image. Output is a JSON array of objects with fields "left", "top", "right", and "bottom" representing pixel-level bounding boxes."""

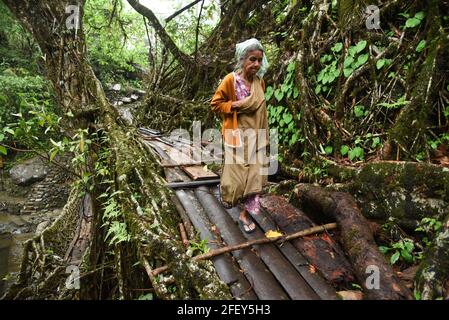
[{"left": 139, "top": 127, "right": 338, "bottom": 300}]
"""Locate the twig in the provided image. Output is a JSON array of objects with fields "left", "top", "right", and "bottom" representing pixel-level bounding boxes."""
[
  {"left": 179, "top": 223, "right": 189, "bottom": 248},
  {"left": 194, "top": 0, "right": 205, "bottom": 61},
  {"left": 151, "top": 223, "right": 337, "bottom": 276}
]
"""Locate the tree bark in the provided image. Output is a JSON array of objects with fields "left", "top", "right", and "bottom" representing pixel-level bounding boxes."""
[
  {"left": 415, "top": 214, "right": 449, "bottom": 300},
  {"left": 293, "top": 184, "right": 413, "bottom": 300}
]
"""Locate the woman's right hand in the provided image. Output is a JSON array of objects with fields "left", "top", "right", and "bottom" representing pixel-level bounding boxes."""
[{"left": 231, "top": 98, "right": 248, "bottom": 111}]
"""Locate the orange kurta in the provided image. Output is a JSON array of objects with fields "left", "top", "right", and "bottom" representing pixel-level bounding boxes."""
[
  {"left": 210, "top": 72, "right": 269, "bottom": 206},
  {"left": 211, "top": 73, "right": 265, "bottom": 136}
]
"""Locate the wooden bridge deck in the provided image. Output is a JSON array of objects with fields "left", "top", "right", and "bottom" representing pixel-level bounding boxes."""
[{"left": 139, "top": 127, "right": 338, "bottom": 300}]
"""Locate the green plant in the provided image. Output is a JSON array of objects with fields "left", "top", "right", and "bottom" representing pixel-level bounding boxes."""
[
  {"left": 415, "top": 40, "right": 426, "bottom": 53},
  {"left": 137, "top": 293, "right": 154, "bottom": 300},
  {"left": 427, "top": 133, "right": 449, "bottom": 150},
  {"left": 315, "top": 42, "right": 343, "bottom": 95},
  {"left": 415, "top": 217, "right": 443, "bottom": 247},
  {"left": 354, "top": 105, "right": 368, "bottom": 118},
  {"left": 267, "top": 104, "right": 301, "bottom": 147},
  {"left": 377, "top": 95, "right": 409, "bottom": 109},
  {"left": 404, "top": 11, "right": 425, "bottom": 29},
  {"left": 379, "top": 239, "right": 418, "bottom": 265},
  {"left": 266, "top": 62, "right": 302, "bottom": 147},
  {"left": 188, "top": 239, "right": 209, "bottom": 255},
  {"left": 343, "top": 40, "right": 369, "bottom": 78},
  {"left": 376, "top": 58, "right": 393, "bottom": 70}
]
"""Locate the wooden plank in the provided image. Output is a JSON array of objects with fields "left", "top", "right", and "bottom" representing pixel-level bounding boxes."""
[
  {"left": 175, "top": 189, "right": 257, "bottom": 300},
  {"left": 209, "top": 186, "right": 337, "bottom": 300},
  {"left": 182, "top": 165, "right": 218, "bottom": 181},
  {"left": 206, "top": 188, "right": 320, "bottom": 300},
  {"left": 252, "top": 206, "right": 338, "bottom": 300},
  {"left": 260, "top": 195, "right": 355, "bottom": 286},
  {"left": 166, "top": 179, "right": 221, "bottom": 189},
  {"left": 192, "top": 187, "right": 290, "bottom": 300}
]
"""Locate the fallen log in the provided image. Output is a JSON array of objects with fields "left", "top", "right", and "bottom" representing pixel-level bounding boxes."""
[
  {"left": 150, "top": 223, "right": 337, "bottom": 277},
  {"left": 293, "top": 184, "right": 413, "bottom": 300}
]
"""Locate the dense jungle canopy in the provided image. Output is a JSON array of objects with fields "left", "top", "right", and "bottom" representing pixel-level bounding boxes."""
[{"left": 0, "top": 0, "right": 448, "bottom": 301}]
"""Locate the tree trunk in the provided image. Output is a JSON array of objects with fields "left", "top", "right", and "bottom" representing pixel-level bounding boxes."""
[{"left": 1, "top": 0, "right": 230, "bottom": 300}]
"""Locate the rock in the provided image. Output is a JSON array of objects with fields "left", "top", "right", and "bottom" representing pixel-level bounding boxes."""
[
  {"left": 9, "top": 157, "right": 48, "bottom": 186},
  {"left": 121, "top": 97, "right": 132, "bottom": 104},
  {"left": 130, "top": 94, "right": 139, "bottom": 101},
  {"left": 117, "top": 107, "right": 134, "bottom": 125},
  {"left": 113, "top": 101, "right": 123, "bottom": 106},
  {"left": 35, "top": 221, "right": 50, "bottom": 235},
  {"left": 337, "top": 290, "right": 364, "bottom": 300},
  {"left": 112, "top": 83, "right": 121, "bottom": 91},
  {"left": 134, "top": 89, "right": 146, "bottom": 96}
]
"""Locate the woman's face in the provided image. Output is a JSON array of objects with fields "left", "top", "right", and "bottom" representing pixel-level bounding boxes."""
[{"left": 242, "top": 50, "right": 263, "bottom": 78}]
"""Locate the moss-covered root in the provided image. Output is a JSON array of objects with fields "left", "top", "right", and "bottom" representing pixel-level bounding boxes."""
[
  {"left": 294, "top": 183, "right": 413, "bottom": 300},
  {"left": 108, "top": 124, "right": 231, "bottom": 299},
  {"left": 388, "top": 0, "right": 446, "bottom": 157},
  {"left": 414, "top": 215, "right": 449, "bottom": 300}
]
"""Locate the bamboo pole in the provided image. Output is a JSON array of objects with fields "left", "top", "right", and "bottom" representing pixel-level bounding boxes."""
[{"left": 150, "top": 223, "right": 337, "bottom": 276}]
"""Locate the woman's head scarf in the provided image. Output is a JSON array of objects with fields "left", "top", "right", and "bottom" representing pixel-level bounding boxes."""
[{"left": 235, "top": 38, "right": 269, "bottom": 78}]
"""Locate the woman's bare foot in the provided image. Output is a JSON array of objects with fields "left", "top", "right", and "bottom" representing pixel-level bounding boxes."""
[{"left": 239, "top": 209, "right": 256, "bottom": 233}]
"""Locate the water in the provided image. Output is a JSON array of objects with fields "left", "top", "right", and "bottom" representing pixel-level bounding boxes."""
[
  {"left": 0, "top": 211, "right": 34, "bottom": 297},
  {"left": 0, "top": 233, "right": 12, "bottom": 295}
]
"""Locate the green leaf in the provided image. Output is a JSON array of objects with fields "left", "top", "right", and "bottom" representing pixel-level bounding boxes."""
[
  {"left": 371, "top": 137, "right": 381, "bottom": 148},
  {"left": 348, "top": 46, "right": 357, "bottom": 56},
  {"left": 0, "top": 145, "right": 7, "bottom": 155},
  {"left": 405, "top": 17, "right": 421, "bottom": 28},
  {"left": 49, "top": 149, "right": 59, "bottom": 162},
  {"left": 355, "top": 40, "right": 367, "bottom": 53},
  {"left": 414, "top": 11, "right": 425, "bottom": 20},
  {"left": 4, "top": 128, "right": 14, "bottom": 135},
  {"left": 274, "top": 89, "right": 284, "bottom": 102},
  {"left": 344, "top": 56, "right": 354, "bottom": 68},
  {"left": 357, "top": 53, "right": 369, "bottom": 66},
  {"left": 354, "top": 105, "right": 365, "bottom": 117},
  {"left": 340, "top": 145, "right": 349, "bottom": 156},
  {"left": 376, "top": 59, "right": 386, "bottom": 70},
  {"left": 0, "top": 134, "right": 4, "bottom": 142},
  {"left": 401, "top": 249, "right": 413, "bottom": 263},
  {"left": 379, "top": 246, "right": 390, "bottom": 254},
  {"left": 283, "top": 113, "right": 293, "bottom": 124},
  {"left": 315, "top": 85, "right": 322, "bottom": 95},
  {"left": 287, "top": 62, "right": 295, "bottom": 73},
  {"left": 331, "top": 42, "right": 343, "bottom": 53},
  {"left": 293, "top": 87, "right": 299, "bottom": 99},
  {"left": 343, "top": 68, "right": 353, "bottom": 77},
  {"left": 414, "top": 289, "right": 422, "bottom": 300},
  {"left": 415, "top": 40, "right": 426, "bottom": 53},
  {"left": 289, "top": 133, "right": 298, "bottom": 146},
  {"left": 138, "top": 293, "right": 153, "bottom": 300},
  {"left": 404, "top": 241, "right": 414, "bottom": 252},
  {"left": 390, "top": 251, "right": 400, "bottom": 264},
  {"left": 325, "top": 146, "right": 333, "bottom": 155},
  {"left": 265, "top": 86, "right": 274, "bottom": 101}
]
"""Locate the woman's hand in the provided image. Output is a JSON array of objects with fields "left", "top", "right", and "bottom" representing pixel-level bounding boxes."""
[{"left": 231, "top": 98, "right": 249, "bottom": 111}]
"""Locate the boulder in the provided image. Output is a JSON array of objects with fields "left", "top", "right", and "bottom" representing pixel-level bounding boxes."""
[{"left": 9, "top": 157, "right": 48, "bottom": 186}]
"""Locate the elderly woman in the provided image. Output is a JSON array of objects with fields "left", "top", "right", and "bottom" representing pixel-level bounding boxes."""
[{"left": 211, "top": 38, "right": 269, "bottom": 233}]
